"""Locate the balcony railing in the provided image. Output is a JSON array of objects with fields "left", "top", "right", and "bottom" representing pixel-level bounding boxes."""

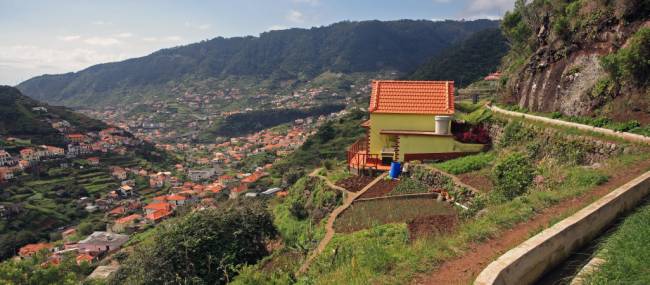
[{"left": 346, "top": 138, "right": 379, "bottom": 171}]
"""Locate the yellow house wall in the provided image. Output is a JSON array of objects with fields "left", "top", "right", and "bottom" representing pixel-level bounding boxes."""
[
  {"left": 369, "top": 113, "right": 439, "bottom": 155},
  {"left": 368, "top": 113, "right": 484, "bottom": 161}
]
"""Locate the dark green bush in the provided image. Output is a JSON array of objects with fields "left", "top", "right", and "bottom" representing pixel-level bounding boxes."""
[
  {"left": 601, "top": 27, "right": 650, "bottom": 86},
  {"left": 499, "top": 121, "right": 533, "bottom": 147},
  {"left": 492, "top": 153, "right": 535, "bottom": 200}
]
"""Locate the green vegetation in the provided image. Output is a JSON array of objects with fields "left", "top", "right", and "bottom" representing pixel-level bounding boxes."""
[
  {"left": 389, "top": 177, "right": 430, "bottom": 195},
  {"left": 205, "top": 104, "right": 344, "bottom": 139},
  {"left": 0, "top": 86, "right": 106, "bottom": 146},
  {"left": 110, "top": 201, "right": 275, "bottom": 285},
  {"left": 433, "top": 152, "right": 495, "bottom": 175},
  {"left": 584, "top": 201, "right": 650, "bottom": 284},
  {"left": 17, "top": 20, "right": 499, "bottom": 107},
  {"left": 0, "top": 252, "right": 99, "bottom": 285},
  {"left": 407, "top": 28, "right": 509, "bottom": 87},
  {"left": 600, "top": 27, "right": 650, "bottom": 87},
  {"left": 491, "top": 152, "right": 535, "bottom": 200},
  {"left": 272, "top": 109, "right": 366, "bottom": 176}
]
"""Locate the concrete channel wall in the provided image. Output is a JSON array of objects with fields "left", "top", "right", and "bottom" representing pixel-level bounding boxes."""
[
  {"left": 487, "top": 105, "right": 650, "bottom": 145},
  {"left": 474, "top": 171, "right": 650, "bottom": 285}
]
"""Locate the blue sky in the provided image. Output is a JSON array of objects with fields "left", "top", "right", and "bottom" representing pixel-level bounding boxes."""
[{"left": 0, "top": 0, "right": 514, "bottom": 85}]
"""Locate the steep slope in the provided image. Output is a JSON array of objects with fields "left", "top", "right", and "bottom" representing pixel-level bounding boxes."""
[
  {"left": 498, "top": 0, "right": 649, "bottom": 121},
  {"left": 0, "top": 86, "right": 106, "bottom": 146},
  {"left": 17, "top": 19, "right": 499, "bottom": 107},
  {"left": 407, "top": 28, "right": 509, "bottom": 87}
]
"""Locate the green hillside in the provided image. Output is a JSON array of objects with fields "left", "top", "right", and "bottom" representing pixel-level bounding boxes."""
[
  {"left": 0, "top": 86, "right": 106, "bottom": 146},
  {"left": 17, "top": 19, "right": 499, "bottom": 107},
  {"left": 407, "top": 28, "right": 509, "bottom": 87}
]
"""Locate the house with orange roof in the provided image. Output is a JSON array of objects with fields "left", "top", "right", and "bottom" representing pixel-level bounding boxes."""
[
  {"left": 152, "top": 195, "right": 168, "bottom": 203},
  {"left": 107, "top": 206, "right": 126, "bottom": 217},
  {"left": 112, "top": 214, "right": 142, "bottom": 233},
  {"left": 19, "top": 242, "right": 53, "bottom": 257},
  {"left": 76, "top": 253, "right": 96, "bottom": 265},
  {"left": 166, "top": 194, "right": 187, "bottom": 207},
  {"left": 145, "top": 209, "right": 172, "bottom": 223},
  {"left": 143, "top": 202, "right": 172, "bottom": 215},
  {"left": 347, "top": 80, "right": 484, "bottom": 172},
  {"left": 67, "top": 134, "right": 86, "bottom": 143}
]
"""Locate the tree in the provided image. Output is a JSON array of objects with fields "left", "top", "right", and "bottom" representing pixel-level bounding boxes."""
[{"left": 111, "top": 200, "right": 276, "bottom": 285}]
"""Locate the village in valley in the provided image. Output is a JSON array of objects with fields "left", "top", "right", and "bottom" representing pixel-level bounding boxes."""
[{"left": 0, "top": 88, "right": 353, "bottom": 275}]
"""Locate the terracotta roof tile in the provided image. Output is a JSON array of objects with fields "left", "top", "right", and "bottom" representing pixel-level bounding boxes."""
[{"left": 368, "top": 80, "right": 454, "bottom": 115}]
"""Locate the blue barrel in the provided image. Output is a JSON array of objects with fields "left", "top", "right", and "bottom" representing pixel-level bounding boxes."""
[{"left": 389, "top": 161, "right": 402, "bottom": 179}]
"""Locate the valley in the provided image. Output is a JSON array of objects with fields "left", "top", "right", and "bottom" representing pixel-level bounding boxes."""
[{"left": 0, "top": 0, "right": 649, "bottom": 284}]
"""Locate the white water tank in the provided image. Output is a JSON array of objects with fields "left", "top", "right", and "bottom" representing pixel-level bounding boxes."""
[{"left": 435, "top": 116, "right": 452, "bottom": 135}]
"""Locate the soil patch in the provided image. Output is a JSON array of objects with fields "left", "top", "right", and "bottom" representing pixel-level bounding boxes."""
[
  {"left": 336, "top": 176, "right": 375, "bottom": 192},
  {"left": 358, "top": 179, "right": 399, "bottom": 199},
  {"left": 412, "top": 159, "right": 650, "bottom": 285},
  {"left": 457, "top": 171, "right": 493, "bottom": 193},
  {"left": 408, "top": 215, "right": 458, "bottom": 241}
]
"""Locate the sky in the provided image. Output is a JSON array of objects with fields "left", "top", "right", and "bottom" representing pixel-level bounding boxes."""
[{"left": 0, "top": 0, "right": 515, "bottom": 86}]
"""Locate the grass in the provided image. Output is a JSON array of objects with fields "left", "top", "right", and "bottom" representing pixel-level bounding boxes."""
[
  {"left": 433, "top": 152, "right": 495, "bottom": 175},
  {"left": 333, "top": 198, "right": 455, "bottom": 233},
  {"left": 302, "top": 152, "right": 648, "bottom": 284},
  {"left": 583, "top": 201, "right": 650, "bottom": 284}
]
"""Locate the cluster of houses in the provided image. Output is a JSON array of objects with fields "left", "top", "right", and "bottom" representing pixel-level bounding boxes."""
[
  {"left": 0, "top": 127, "right": 142, "bottom": 183},
  {"left": 17, "top": 230, "right": 129, "bottom": 267}
]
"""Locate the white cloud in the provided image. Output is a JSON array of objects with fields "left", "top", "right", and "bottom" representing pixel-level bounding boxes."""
[
  {"left": 115, "top": 32, "right": 134, "bottom": 38},
  {"left": 286, "top": 10, "right": 305, "bottom": 23},
  {"left": 461, "top": 0, "right": 514, "bottom": 19},
  {"left": 58, "top": 35, "right": 81, "bottom": 41},
  {"left": 267, "top": 25, "right": 288, "bottom": 31},
  {"left": 0, "top": 44, "right": 127, "bottom": 72},
  {"left": 83, "top": 36, "right": 121, "bottom": 46}
]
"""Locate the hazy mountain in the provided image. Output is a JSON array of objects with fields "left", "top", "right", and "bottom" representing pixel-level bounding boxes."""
[{"left": 17, "top": 19, "right": 499, "bottom": 107}]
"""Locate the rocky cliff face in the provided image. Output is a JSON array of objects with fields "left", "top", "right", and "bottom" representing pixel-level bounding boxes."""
[{"left": 501, "top": 0, "right": 649, "bottom": 120}]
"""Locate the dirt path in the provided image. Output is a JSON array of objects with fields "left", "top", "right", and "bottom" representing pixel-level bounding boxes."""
[
  {"left": 412, "top": 159, "right": 650, "bottom": 285},
  {"left": 308, "top": 168, "right": 352, "bottom": 195},
  {"left": 297, "top": 170, "right": 388, "bottom": 275}
]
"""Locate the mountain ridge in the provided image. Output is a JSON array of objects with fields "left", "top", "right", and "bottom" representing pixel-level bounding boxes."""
[{"left": 17, "top": 19, "right": 499, "bottom": 107}]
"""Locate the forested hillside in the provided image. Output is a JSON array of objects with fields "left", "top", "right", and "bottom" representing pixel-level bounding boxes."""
[
  {"left": 0, "top": 86, "right": 106, "bottom": 146},
  {"left": 407, "top": 28, "right": 509, "bottom": 87},
  {"left": 17, "top": 19, "right": 499, "bottom": 107}
]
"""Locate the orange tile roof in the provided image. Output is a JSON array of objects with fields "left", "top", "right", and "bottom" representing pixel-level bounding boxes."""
[
  {"left": 368, "top": 80, "right": 454, "bottom": 115},
  {"left": 145, "top": 209, "right": 172, "bottom": 221},
  {"left": 166, "top": 194, "right": 186, "bottom": 201},
  {"left": 19, "top": 243, "right": 52, "bottom": 257},
  {"left": 144, "top": 202, "right": 172, "bottom": 211},
  {"left": 115, "top": 214, "right": 141, "bottom": 224},
  {"left": 76, "top": 253, "right": 94, "bottom": 264},
  {"left": 108, "top": 206, "right": 126, "bottom": 215}
]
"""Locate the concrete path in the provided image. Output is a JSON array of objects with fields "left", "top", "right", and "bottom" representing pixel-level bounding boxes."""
[
  {"left": 487, "top": 104, "right": 650, "bottom": 145},
  {"left": 297, "top": 171, "right": 388, "bottom": 275}
]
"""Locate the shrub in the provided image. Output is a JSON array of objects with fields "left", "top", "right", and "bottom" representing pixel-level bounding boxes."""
[
  {"left": 499, "top": 120, "right": 533, "bottom": 147},
  {"left": 601, "top": 27, "right": 650, "bottom": 86},
  {"left": 434, "top": 152, "right": 495, "bottom": 175},
  {"left": 590, "top": 77, "right": 616, "bottom": 98},
  {"left": 390, "top": 178, "right": 430, "bottom": 195},
  {"left": 606, "top": 120, "right": 641, "bottom": 132},
  {"left": 492, "top": 153, "right": 535, "bottom": 200}
]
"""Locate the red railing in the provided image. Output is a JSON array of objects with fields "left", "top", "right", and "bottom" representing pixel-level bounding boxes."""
[{"left": 346, "top": 138, "right": 379, "bottom": 171}]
